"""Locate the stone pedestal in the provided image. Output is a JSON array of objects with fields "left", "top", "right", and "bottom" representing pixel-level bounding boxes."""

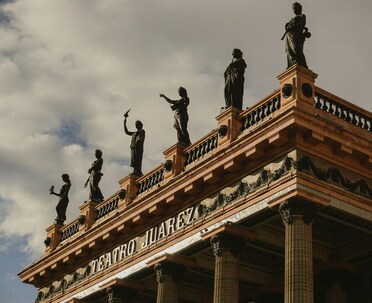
[
  {"left": 163, "top": 143, "right": 187, "bottom": 181},
  {"left": 118, "top": 174, "right": 139, "bottom": 206},
  {"left": 279, "top": 199, "right": 316, "bottom": 303},
  {"left": 215, "top": 107, "right": 243, "bottom": 146},
  {"left": 277, "top": 65, "right": 317, "bottom": 107},
  {"left": 79, "top": 200, "right": 98, "bottom": 231},
  {"left": 44, "top": 223, "right": 62, "bottom": 254}
]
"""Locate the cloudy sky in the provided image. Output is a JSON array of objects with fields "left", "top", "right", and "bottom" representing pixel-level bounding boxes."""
[{"left": 0, "top": 0, "right": 371, "bottom": 301}]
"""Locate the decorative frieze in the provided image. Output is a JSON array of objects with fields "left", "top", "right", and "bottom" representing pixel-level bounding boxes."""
[
  {"left": 297, "top": 156, "right": 372, "bottom": 198},
  {"left": 35, "top": 266, "right": 91, "bottom": 303}
]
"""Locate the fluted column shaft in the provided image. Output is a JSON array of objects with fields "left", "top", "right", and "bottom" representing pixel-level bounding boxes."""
[
  {"left": 280, "top": 200, "right": 316, "bottom": 303},
  {"left": 154, "top": 262, "right": 186, "bottom": 303},
  {"left": 210, "top": 234, "right": 246, "bottom": 303}
]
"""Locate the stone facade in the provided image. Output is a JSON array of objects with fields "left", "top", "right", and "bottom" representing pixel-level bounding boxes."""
[{"left": 19, "top": 67, "right": 372, "bottom": 303}]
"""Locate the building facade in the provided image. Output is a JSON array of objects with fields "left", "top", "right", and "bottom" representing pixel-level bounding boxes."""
[{"left": 19, "top": 66, "right": 372, "bottom": 303}]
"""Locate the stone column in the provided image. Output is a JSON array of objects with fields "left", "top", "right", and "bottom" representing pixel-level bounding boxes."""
[
  {"left": 100, "top": 279, "right": 143, "bottom": 303},
  {"left": 210, "top": 233, "right": 246, "bottom": 303},
  {"left": 154, "top": 262, "right": 186, "bottom": 303},
  {"left": 279, "top": 199, "right": 316, "bottom": 303}
]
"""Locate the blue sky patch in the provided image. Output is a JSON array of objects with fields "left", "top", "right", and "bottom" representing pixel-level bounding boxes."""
[{"left": 52, "top": 119, "right": 87, "bottom": 148}]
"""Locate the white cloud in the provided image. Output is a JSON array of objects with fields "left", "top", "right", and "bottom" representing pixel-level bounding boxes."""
[{"left": 0, "top": 0, "right": 371, "bottom": 260}]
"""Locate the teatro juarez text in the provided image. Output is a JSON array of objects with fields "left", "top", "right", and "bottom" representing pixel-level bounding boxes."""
[{"left": 90, "top": 205, "right": 199, "bottom": 274}]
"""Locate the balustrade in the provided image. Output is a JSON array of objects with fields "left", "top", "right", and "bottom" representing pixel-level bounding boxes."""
[
  {"left": 241, "top": 93, "right": 281, "bottom": 131},
  {"left": 315, "top": 92, "right": 371, "bottom": 132},
  {"left": 60, "top": 219, "right": 81, "bottom": 242},
  {"left": 184, "top": 132, "right": 218, "bottom": 167},
  {"left": 137, "top": 166, "right": 165, "bottom": 195},
  {"left": 95, "top": 196, "right": 119, "bottom": 221}
]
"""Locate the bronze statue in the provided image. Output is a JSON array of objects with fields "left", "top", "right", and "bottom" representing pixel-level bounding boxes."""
[
  {"left": 224, "top": 48, "right": 247, "bottom": 110},
  {"left": 84, "top": 149, "right": 104, "bottom": 202},
  {"left": 282, "top": 2, "right": 311, "bottom": 69},
  {"left": 50, "top": 174, "right": 71, "bottom": 225},
  {"left": 124, "top": 112, "right": 145, "bottom": 176},
  {"left": 160, "top": 87, "right": 191, "bottom": 146}
]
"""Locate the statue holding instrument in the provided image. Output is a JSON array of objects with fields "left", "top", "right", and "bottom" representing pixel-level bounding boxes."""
[
  {"left": 282, "top": 2, "right": 311, "bottom": 69},
  {"left": 123, "top": 109, "right": 145, "bottom": 176},
  {"left": 50, "top": 173, "right": 71, "bottom": 225}
]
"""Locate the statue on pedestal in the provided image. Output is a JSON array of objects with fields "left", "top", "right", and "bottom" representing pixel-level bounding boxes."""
[
  {"left": 124, "top": 110, "right": 145, "bottom": 176},
  {"left": 282, "top": 2, "right": 311, "bottom": 69},
  {"left": 50, "top": 174, "right": 71, "bottom": 225},
  {"left": 160, "top": 87, "right": 191, "bottom": 146},
  {"left": 84, "top": 149, "right": 104, "bottom": 202},
  {"left": 224, "top": 48, "right": 247, "bottom": 110}
]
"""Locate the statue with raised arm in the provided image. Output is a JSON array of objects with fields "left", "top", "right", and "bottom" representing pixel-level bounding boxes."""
[
  {"left": 160, "top": 87, "right": 191, "bottom": 146},
  {"left": 50, "top": 174, "right": 71, "bottom": 225},
  {"left": 282, "top": 2, "right": 311, "bottom": 69},
  {"left": 224, "top": 48, "right": 247, "bottom": 110},
  {"left": 84, "top": 149, "right": 104, "bottom": 202},
  {"left": 124, "top": 112, "right": 145, "bottom": 176}
]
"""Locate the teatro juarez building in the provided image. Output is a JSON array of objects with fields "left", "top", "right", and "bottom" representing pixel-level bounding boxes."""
[{"left": 19, "top": 63, "right": 371, "bottom": 303}]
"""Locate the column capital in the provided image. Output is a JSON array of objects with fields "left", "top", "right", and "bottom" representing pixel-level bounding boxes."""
[
  {"left": 147, "top": 254, "right": 195, "bottom": 284},
  {"left": 279, "top": 199, "right": 316, "bottom": 225},
  {"left": 100, "top": 278, "right": 143, "bottom": 303},
  {"left": 106, "top": 287, "right": 117, "bottom": 303},
  {"left": 154, "top": 262, "right": 187, "bottom": 283},
  {"left": 210, "top": 233, "right": 246, "bottom": 257}
]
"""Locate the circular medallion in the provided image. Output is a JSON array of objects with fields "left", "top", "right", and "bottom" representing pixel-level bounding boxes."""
[
  {"left": 301, "top": 83, "right": 313, "bottom": 98},
  {"left": 282, "top": 83, "right": 293, "bottom": 99}
]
